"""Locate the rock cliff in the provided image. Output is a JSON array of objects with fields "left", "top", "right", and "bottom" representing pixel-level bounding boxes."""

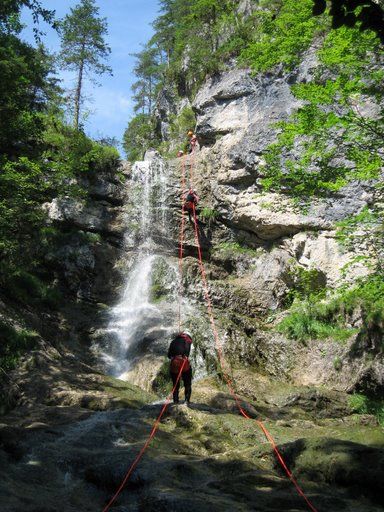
[{"left": 156, "top": 48, "right": 382, "bottom": 396}]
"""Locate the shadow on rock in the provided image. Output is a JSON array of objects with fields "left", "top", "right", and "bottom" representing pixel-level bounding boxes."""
[{"left": 278, "top": 437, "right": 384, "bottom": 506}]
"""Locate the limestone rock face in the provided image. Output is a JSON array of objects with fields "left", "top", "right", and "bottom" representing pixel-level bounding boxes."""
[
  {"left": 155, "top": 44, "right": 381, "bottom": 394},
  {"left": 38, "top": 164, "right": 129, "bottom": 307},
  {"left": 44, "top": 196, "right": 125, "bottom": 237},
  {"left": 185, "top": 49, "right": 376, "bottom": 291},
  {"left": 283, "top": 231, "right": 368, "bottom": 286},
  {"left": 194, "top": 67, "right": 301, "bottom": 146}
]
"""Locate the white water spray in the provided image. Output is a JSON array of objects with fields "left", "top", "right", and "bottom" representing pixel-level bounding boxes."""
[{"left": 100, "top": 152, "right": 179, "bottom": 379}]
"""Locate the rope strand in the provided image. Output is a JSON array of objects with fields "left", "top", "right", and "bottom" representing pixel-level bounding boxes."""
[
  {"left": 190, "top": 192, "right": 318, "bottom": 512},
  {"left": 102, "top": 360, "right": 187, "bottom": 512}
]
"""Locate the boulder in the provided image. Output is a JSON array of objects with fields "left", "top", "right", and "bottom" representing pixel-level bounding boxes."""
[{"left": 43, "top": 197, "right": 125, "bottom": 238}]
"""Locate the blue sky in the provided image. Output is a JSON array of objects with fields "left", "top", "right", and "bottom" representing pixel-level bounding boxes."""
[{"left": 21, "top": 0, "right": 160, "bottom": 145}]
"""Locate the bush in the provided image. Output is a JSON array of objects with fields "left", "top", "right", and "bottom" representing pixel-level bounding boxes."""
[
  {"left": 216, "top": 242, "right": 259, "bottom": 257},
  {"left": 123, "top": 114, "right": 160, "bottom": 162},
  {"left": 80, "top": 143, "right": 120, "bottom": 173},
  {"left": 168, "top": 106, "right": 196, "bottom": 149},
  {"left": 348, "top": 393, "right": 384, "bottom": 426},
  {"left": 240, "top": 0, "right": 327, "bottom": 73},
  {"left": 278, "top": 307, "right": 355, "bottom": 342},
  {"left": 278, "top": 273, "right": 384, "bottom": 343},
  {"left": 284, "top": 266, "right": 326, "bottom": 306},
  {"left": 43, "top": 119, "right": 120, "bottom": 175},
  {"left": 0, "top": 268, "right": 62, "bottom": 309},
  {"left": 0, "top": 321, "right": 39, "bottom": 372},
  {"left": 200, "top": 207, "right": 218, "bottom": 228}
]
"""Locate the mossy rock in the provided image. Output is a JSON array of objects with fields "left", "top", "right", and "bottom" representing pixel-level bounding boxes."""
[
  {"left": 98, "top": 375, "right": 157, "bottom": 409},
  {"left": 280, "top": 437, "right": 384, "bottom": 506}
]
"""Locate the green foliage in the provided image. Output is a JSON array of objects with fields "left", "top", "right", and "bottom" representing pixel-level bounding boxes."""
[
  {"left": 0, "top": 157, "right": 47, "bottom": 265},
  {"left": 257, "top": 19, "right": 383, "bottom": 200},
  {"left": 169, "top": 107, "right": 196, "bottom": 145},
  {"left": 44, "top": 117, "right": 119, "bottom": 175},
  {"left": 284, "top": 265, "right": 326, "bottom": 306},
  {"left": 200, "top": 207, "right": 218, "bottom": 220},
  {"left": 278, "top": 307, "right": 355, "bottom": 343},
  {"left": 136, "top": 105, "right": 196, "bottom": 159},
  {"left": 0, "top": 8, "right": 105, "bottom": 274},
  {"left": 123, "top": 114, "right": 161, "bottom": 162},
  {"left": 0, "top": 34, "right": 54, "bottom": 158},
  {"left": 312, "top": 0, "right": 384, "bottom": 43},
  {"left": 0, "top": 0, "right": 55, "bottom": 35},
  {"left": 0, "top": 0, "right": 123, "bottom": 376},
  {"left": 200, "top": 207, "right": 218, "bottom": 229},
  {"left": 157, "top": 0, "right": 247, "bottom": 90},
  {"left": 279, "top": 273, "right": 384, "bottom": 342},
  {"left": 216, "top": 242, "right": 259, "bottom": 256},
  {"left": 0, "top": 320, "right": 39, "bottom": 372},
  {"left": 240, "top": 0, "right": 327, "bottom": 73},
  {"left": 0, "top": 268, "right": 62, "bottom": 309},
  {"left": 348, "top": 393, "right": 384, "bottom": 426},
  {"left": 336, "top": 207, "right": 383, "bottom": 273},
  {"left": 131, "top": 44, "right": 163, "bottom": 116},
  {"left": 0, "top": 116, "right": 119, "bottom": 270},
  {"left": 125, "top": 0, "right": 255, "bottom": 159},
  {"left": 58, "top": 0, "right": 111, "bottom": 128}
]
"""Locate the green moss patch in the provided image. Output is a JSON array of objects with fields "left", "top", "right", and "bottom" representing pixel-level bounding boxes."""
[{"left": 99, "top": 375, "right": 157, "bottom": 409}]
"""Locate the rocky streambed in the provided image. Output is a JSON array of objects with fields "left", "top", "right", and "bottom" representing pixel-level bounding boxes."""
[{"left": 1, "top": 349, "right": 383, "bottom": 512}]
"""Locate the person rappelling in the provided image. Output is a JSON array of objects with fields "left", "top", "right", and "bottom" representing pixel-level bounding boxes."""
[
  {"left": 167, "top": 330, "right": 193, "bottom": 405},
  {"left": 187, "top": 130, "right": 198, "bottom": 154},
  {"left": 184, "top": 188, "right": 200, "bottom": 223}
]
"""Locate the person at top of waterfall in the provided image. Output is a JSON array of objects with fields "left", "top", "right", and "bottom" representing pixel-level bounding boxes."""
[
  {"left": 167, "top": 330, "right": 193, "bottom": 405},
  {"left": 177, "top": 150, "right": 184, "bottom": 158},
  {"left": 184, "top": 189, "right": 200, "bottom": 223},
  {"left": 187, "top": 130, "right": 198, "bottom": 154}
]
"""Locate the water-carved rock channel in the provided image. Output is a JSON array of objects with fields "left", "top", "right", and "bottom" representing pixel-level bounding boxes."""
[{"left": 1, "top": 153, "right": 383, "bottom": 511}]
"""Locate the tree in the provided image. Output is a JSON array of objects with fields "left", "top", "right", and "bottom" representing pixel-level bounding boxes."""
[
  {"left": 131, "top": 45, "right": 162, "bottom": 115},
  {"left": 312, "top": 0, "right": 384, "bottom": 41},
  {"left": 0, "top": 23, "right": 56, "bottom": 157},
  {"left": 58, "top": 0, "right": 111, "bottom": 130},
  {"left": 123, "top": 114, "right": 160, "bottom": 162},
  {"left": 0, "top": 0, "right": 55, "bottom": 32}
]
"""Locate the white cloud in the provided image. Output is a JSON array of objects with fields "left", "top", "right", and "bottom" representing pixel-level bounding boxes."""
[{"left": 80, "top": 86, "right": 133, "bottom": 141}]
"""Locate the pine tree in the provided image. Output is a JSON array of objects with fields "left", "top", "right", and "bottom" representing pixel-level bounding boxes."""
[
  {"left": 131, "top": 45, "right": 162, "bottom": 115},
  {"left": 58, "top": 0, "right": 111, "bottom": 130}
]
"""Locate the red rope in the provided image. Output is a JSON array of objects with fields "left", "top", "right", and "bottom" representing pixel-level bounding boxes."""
[
  {"left": 188, "top": 140, "right": 197, "bottom": 187},
  {"left": 178, "top": 154, "right": 187, "bottom": 331},
  {"left": 102, "top": 359, "right": 187, "bottom": 512},
  {"left": 191, "top": 204, "right": 318, "bottom": 512}
]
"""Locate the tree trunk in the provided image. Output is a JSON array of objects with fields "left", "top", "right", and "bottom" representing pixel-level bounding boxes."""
[
  {"left": 148, "top": 76, "right": 152, "bottom": 115},
  {"left": 74, "top": 52, "right": 85, "bottom": 130}
]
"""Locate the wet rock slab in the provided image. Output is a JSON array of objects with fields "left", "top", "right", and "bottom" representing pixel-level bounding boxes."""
[{"left": 1, "top": 372, "right": 383, "bottom": 512}]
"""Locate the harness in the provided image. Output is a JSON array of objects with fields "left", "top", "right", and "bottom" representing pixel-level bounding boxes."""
[
  {"left": 185, "top": 201, "right": 194, "bottom": 210},
  {"left": 170, "top": 333, "right": 192, "bottom": 373},
  {"left": 170, "top": 355, "right": 191, "bottom": 374},
  {"left": 185, "top": 193, "right": 197, "bottom": 211}
]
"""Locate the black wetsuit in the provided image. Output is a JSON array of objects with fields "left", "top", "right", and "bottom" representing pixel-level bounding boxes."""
[{"left": 168, "top": 335, "right": 192, "bottom": 403}]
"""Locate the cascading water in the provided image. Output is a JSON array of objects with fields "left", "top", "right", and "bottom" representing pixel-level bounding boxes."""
[{"left": 100, "top": 151, "right": 181, "bottom": 381}]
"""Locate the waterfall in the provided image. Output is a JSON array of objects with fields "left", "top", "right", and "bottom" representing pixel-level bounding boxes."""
[{"left": 100, "top": 151, "right": 180, "bottom": 381}]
